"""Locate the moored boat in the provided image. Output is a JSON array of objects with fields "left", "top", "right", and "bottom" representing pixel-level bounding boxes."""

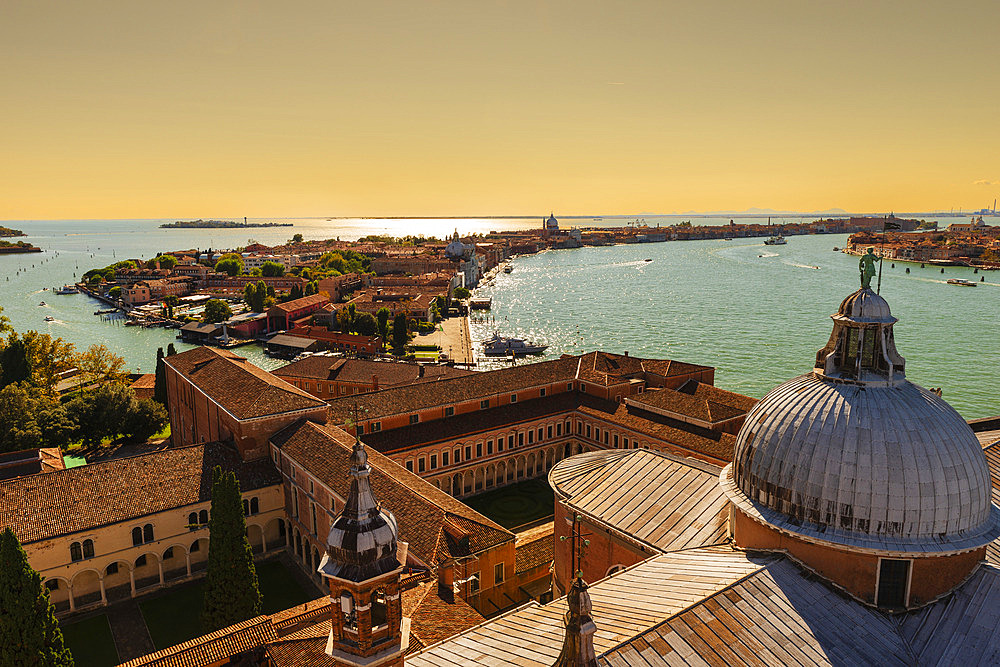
[
  {"left": 764, "top": 235, "right": 787, "bottom": 245},
  {"left": 482, "top": 333, "right": 547, "bottom": 356},
  {"left": 947, "top": 278, "right": 976, "bottom": 287},
  {"left": 54, "top": 284, "right": 79, "bottom": 294}
]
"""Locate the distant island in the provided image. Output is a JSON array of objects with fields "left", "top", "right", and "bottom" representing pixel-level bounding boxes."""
[
  {"left": 0, "top": 225, "right": 26, "bottom": 237},
  {"left": 160, "top": 219, "right": 294, "bottom": 229},
  {"left": 0, "top": 239, "right": 41, "bottom": 254}
]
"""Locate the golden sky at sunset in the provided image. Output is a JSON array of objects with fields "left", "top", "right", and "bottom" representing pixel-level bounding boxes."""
[{"left": 2, "top": 1, "right": 999, "bottom": 219}]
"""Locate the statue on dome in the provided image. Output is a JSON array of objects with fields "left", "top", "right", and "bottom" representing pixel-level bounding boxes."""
[{"left": 859, "top": 247, "right": 878, "bottom": 289}]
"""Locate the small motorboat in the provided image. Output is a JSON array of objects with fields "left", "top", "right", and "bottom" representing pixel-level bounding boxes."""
[
  {"left": 947, "top": 278, "right": 976, "bottom": 287},
  {"left": 44, "top": 316, "right": 55, "bottom": 322},
  {"left": 38, "top": 301, "right": 46, "bottom": 306},
  {"left": 644, "top": 258, "right": 653, "bottom": 262}
]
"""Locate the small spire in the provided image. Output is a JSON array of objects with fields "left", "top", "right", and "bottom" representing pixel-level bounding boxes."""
[{"left": 553, "top": 577, "right": 598, "bottom": 667}]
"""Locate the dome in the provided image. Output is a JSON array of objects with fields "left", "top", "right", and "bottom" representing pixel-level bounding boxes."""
[
  {"left": 318, "top": 440, "right": 400, "bottom": 582},
  {"left": 723, "top": 374, "right": 999, "bottom": 554},
  {"left": 836, "top": 288, "right": 896, "bottom": 323}
]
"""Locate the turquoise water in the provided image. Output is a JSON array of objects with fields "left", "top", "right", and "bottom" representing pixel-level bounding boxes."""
[{"left": 2, "top": 216, "right": 998, "bottom": 418}]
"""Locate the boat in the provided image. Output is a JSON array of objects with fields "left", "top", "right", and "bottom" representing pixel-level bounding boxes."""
[
  {"left": 38, "top": 301, "right": 46, "bottom": 306},
  {"left": 947, "top": 278, "right": 976, "bottom": 287},
  {"left": 44, "top": 316, "right": 55, "bottom": 322},
  {"left": 644, "top": 258, "right": 653, "bottom": 262},
  {"left": 482, "top": 333, "right": 547, "bottom": 356},
  {"left": 764, "top": 235, "right": 787, "bottom": 246},
  {"left": 833, "top": 247, "right": 840, "bottom": 251},
  {"left": 54, "top": 284, "right": 79, "bottom": 295},
  {"left": 503, "top": 266, "right": 513, "bottom": 274}
]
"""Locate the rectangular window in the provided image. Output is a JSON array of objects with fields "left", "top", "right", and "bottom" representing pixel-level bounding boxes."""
[
  {"left": 614, "top": 434, "right": 619, "bottom": 447},
  {"left": 480, "top": 399, "right": 489, "bottom": 409},
  {"left": 540, "top": 388, "right": 546, "bottom": 397},
  {"left": 310, "top": 480, "right": 314, "bottom": 495},
  {"left": 312, "top": 504, "right": 318, "bottom": 535},
  {"left": 518, "top": 433, "right": 524, "bottom": 447},
  {"left": 444, "top": 406, "right": 455, "bottom": 417},
  {"left": 557, "top": 423, "right": 562, "bottom": 437},
  {"left": 527, "top": 430, "right": 534, "bottom": 444},
  {"left": 510, "top": 394, "right": 517, "bottom": 404},
  {"left": 304, "top": 382, "right": 310, "bottom": 391},
  {"left": 372, "top": 421, "right": 381, "bottom": 432},
  {"left": 547, "top": 425, "right": 553, "bottom": 439},
  {"left": 494, "top": 562, "right": 505, "bottom": 585},
  {"left": 292, "top": 488, "right": 299, "bottom": 517},
  {"left": 623, "top": 437, "right": 629, "bottom": 448},
  {"left": 567, "top": 382, "right": 573, "bottom": 391},
  {"left": 604, "top": 431, "right": 609, "bottom": 445},
  {"left": 410, "top": 414, "right": 419, "bottom": 425},
  {"left": 477, "top": 443, "right": 483, "bottom": 457},
  {"left": 455, "top": 448, "right": 461, "bottom": 463},
  {"left": 442, "top": 451, "right": 449, "bottom": 466},
  {"left": 465, "top": 446, "right": 472, "bottom": 460},
  {"left": 577, "top": 422, "right": 582, "bottom": 434},
  {"left": 470, "top": 572, "right": 481, "bottom": 595},
  {"left": 538, "top": 427, "right": 543, "bottom": 441},
  {"left": 586, "top": 425, "right": 592, "bottom": 439},
  {"left": 406, "top": 460, "right": 414, "bottom": 472},
  {"left": 507, "top": 435, "right": 514, "bottom": 449},
  {"left": 498, "top": 439, "right": 504, "bottom": 452},
  {"left": 430, "top": 454, "right": 437, "bottom": 469},
  {"left": 487, "top": 440, "right": 493, "bottom": 455},
  {"left": 877, "top": 559, "right": 910, "bottom": 608},
  {"left": 418, "top": 458, "right": 426, "bottom": 472}
]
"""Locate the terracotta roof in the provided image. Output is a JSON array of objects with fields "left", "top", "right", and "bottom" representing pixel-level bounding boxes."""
[
  {"left": 270, "top": 421, "right": 513, "bottom": 566},
  {"left": 267, "top": 293, "right": 328, "bottom": 314},
  {"left": 0, "top": 443, "right": 279, "bottom": 544},
  {"left": 163, "top": 346, "right": 326, "bottom": 420},
  {"left": 575, "top": 351, "right": 713, "bottom": 386},
  {"left": 515, "top": 533, "right": 554, "bottom": 574},
  {"left": 272, "top": 357, "right": 472, "bottom": 385},
  {"left": 402, "top": 580, "right": 485, "bottom": 648},
  {"left": 326, "top": 356, "right": 582, "bottom": 423},
  {"left": 283, "top": 325, "right": 381, "bottom": 346},
  {"left": 625, "top": 381, "right": 755, "bottom": 425},
  {"left": 0, "top": 448, "right": 66, "bottom": 480},
  {"left": 117, "top": 615, "right": 277, "bottom": 667},
  {"left": 129, "top": 373, "right": 157, "bottom": 390}
]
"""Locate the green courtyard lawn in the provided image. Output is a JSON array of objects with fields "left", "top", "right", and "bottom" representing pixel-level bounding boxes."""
[
  {"left": 62, "top": 613, "right": 119, "bottom": 667},
  {"left": 463, "top": 478, "right": 555, "bottom": 530},
  {"left": 139, "top": 558, "right": 314, "bottom": 650}
]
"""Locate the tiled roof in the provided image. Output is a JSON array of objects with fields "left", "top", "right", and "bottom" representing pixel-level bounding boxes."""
[
  {"left": 270, "top": 421, "right": 513, "bottom": 566},
  {"left": 408, "top": 547, "right": 773, "bottom": 666},
  {"left": 0, "top": 448, "right": 66, "bottom": 481},
  {"left": 549, "top": 449, "right": 728, "bottom": 553},
  {"left": 575, "top": 351, "right": 712, "bottom": 386},
  {"left": 515, "top": 532, "right": 554, "bottom": 574},
  {"left": 601, "top": 560, "right": 1000, "bottom": 666},
  {"left": 163, "top": 346, "right": 326, "bottom": 420},
  {"left": 0, "top": 443, "right": 279, "bottom": 544},
  {"left": 267, "top": 293, "right": 328, "bottom": 314},
  {"left": 129, "top": 373, "right": 157, "bottom": 390},
  {"left": 117, "top": 616, "right": 277, "bottom": 667},
  {"left": 402, "top": 580, "right": 485, "bottom": 648},
  {"left": 985, "top": 440, "right": 1000, "bottom": 565},
  {"left": 326, "top": 356, "right": 582, "bottom": 423},
  {"left": 626, "top": 381, "right": 755, "bottom": 425},
  {"left": 272, "top": 357, "right": 471, "bottom": 385}
]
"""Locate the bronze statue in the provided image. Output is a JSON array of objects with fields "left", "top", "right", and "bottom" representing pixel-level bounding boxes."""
[{"left": 859, "top": 247, "right": 878, "bottom": 289}]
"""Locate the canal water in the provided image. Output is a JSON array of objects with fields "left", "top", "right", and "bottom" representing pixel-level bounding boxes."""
[{"left": 1, "top": 216, "right": 997, "bottom": 417}]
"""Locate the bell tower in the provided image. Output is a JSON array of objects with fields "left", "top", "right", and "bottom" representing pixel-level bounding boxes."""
[{"left": 318, "top": 437, "right": 407, "bottom": 666}]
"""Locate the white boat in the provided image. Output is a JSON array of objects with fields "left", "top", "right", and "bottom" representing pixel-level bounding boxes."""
[
  {"left": 55, "top": 284, "right": 79, "bottom": 294},
  {"left": 947, "top": 278, "right": 976, "bottom": 287},
  {"left": 503, "top": 266, "right": 513, "bottom": 274},
  {"left": 483, "top": 333, "right": 547, "bottom": 356},
  {"left": 44, "top": 316, "right": 55, "bottom": 322},
  {"left": 764, "top": 235, "right": 787, "bottom": 245}
]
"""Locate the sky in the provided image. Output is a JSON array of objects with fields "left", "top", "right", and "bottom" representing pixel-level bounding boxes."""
[{"left": 2, "top": 1, "right": 999, "bottom": 220}]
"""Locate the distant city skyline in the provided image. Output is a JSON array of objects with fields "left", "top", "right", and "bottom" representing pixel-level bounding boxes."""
[{"left": 2, "top": 1, "right": 999, "bottom": 219}]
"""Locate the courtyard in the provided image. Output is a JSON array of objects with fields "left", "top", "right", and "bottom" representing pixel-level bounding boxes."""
[{"left": 463, "top": 478, "right": 555, "bottom": 529}]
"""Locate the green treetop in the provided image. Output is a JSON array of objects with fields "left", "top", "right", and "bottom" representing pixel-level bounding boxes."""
[
  {"left": 0, "top": 528, "right": 74, "bottom": 666},
  {"left": 200, "top": 467, "right": 262, "bottom": 632}
]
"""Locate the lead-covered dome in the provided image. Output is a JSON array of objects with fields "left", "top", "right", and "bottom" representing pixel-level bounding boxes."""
[{"left": 722, "top": 287, "right": 1000, "bottom": 555}]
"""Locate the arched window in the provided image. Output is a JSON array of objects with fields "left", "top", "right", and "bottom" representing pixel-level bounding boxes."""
[
  {"left": 190, "top": 539, "right": 200, "bottom": 553},
  {"left": 278, "top": 519, "right": 286, "bottom": 538},
  {"left": 340, "top": 592, "right": 357, "bottom": 630},
  {"left": 143, "top": 524, "right": 154, "bottom": 543},
  {"left": 105, "top": 562, "right": 118, "bottom": 576},
  {"left": 250, "top": 497, "right": 259, "bottom": 515},
  {"left": 198, "top": 509, "right": 208, "bottom": 524},
  {"left": 82, "top": 539, "right": 94, "bottom": 559},
  {"left": 371, "top": 588, "right": 387, "bottom": 628},
  {"left": 132, "top": 527, "right": 143, "bottom": 546},
  {"left": 70, "top": 542, "right": 82, "bottom": 562},
  {"left": 188, "top": 512, "right": 198, "bottom": 529}
]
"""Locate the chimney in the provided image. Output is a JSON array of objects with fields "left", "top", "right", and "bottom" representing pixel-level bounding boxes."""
[
  {"left": 624, "top": 351, "right": 628, "bottom": 357},
  {"left": 437, "top": 561, "right": 455, "bottom": 603}
]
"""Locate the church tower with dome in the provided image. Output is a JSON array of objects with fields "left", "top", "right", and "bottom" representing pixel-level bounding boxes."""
[
  {"left": 317, "top": 436, "right": 407, "bottom": 666},
  {"left": 721, "top": 284, "right": 1000, "bottom": 609}
]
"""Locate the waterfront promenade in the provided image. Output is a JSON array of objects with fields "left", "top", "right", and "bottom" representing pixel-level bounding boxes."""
[{"left": 413, "top": 316, "right": 473, "bottom": 365}]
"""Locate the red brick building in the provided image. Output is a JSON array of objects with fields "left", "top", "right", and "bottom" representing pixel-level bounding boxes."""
[{"left": 266, "top": 294, "right": 329, "bottom": 332}]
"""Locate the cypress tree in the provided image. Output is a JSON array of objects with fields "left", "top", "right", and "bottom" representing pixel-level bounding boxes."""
[
  {"left": 153, "top": 348, "right": 167, "bottom": 406},
  {"left": 200, "top": 466, "right": 262, "bottom": 632},
  {"left": 166, "top": 343, "right": 177, "bottom": 357},
  {"left": 0, "top": 528, "right": 73, "bottom": 666}
]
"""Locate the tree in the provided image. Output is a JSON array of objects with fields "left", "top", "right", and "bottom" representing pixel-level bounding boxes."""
[
  {"left": 0, "top": 529, "right": 73, "bottom": 666},
  {"left": 122, "top": 398, "right": 167, "bottom": 442},
  {"left": 157, "top": 254, "right": 177, "bottom": 270},
  {"left": 203, "top": 299, "right": 232, "bottom": 324},
  {"left": 260, "top": 261, "right": 285, "bottom": 277},
  {"left": 0, "top": 331, "right": 76, "bottom": 392},
  {"left": 392, "top": 313, "right": 408, "bottom": 351},
  {"left": 153, "top": 348, "right": 167, "bottom": 405},
  {"left": 0, "top": 306, "right": 10, "bottom": 337},
  {"left": 243, "top": 281, "right": 266, "bottom": 313},
  {"left": 0, "top": 384, "right": 76, "bottom": 453},
  {"left": 288, "top": 233, "right": 304, "bottom": 244},
  {"left": 453, "top": 286, "right": 471, "bottom": 299},
  {"left": 200, "top": 467, "right": 262, "bottom": 632},
  {"left": 288, "top": 284, "right": 303, "bottom": 300},
  {"left": 354, "top": 312, "right": 378, "bottom": 337},
  {"left": 214, "top": 258, "right": 241, "bottom": 276},
  {"left": 108, "top": 286, "right": 122, "bottom": 300},
  {"left": 167, "top": 343, "right": 177, "bottom": 357},
  {"left": 64, "top": 383, "right": 134, "bottom": 446},
  {"left": 76, "top": 344, "right": 127, "bottom": 386},
  {"left": 376, "top": 308, "right": 391, "bottom": 341}
]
